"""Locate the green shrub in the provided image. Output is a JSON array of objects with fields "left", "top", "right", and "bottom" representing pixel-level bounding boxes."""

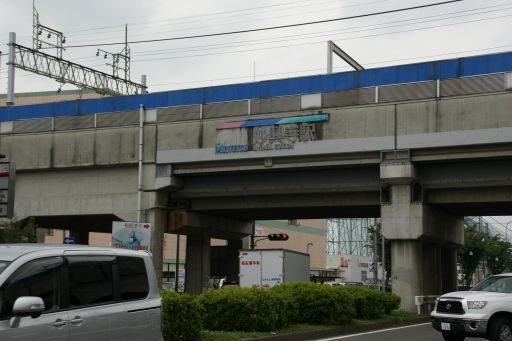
[
  {"left": 382, "top": 292, "right": 401, "bottom": 314},
  {"left": 271, "top": 283, "right": 356, "bottom": 325},
  {"left": 337, "top": 286, "right": 383, "bottom": 320},
  {"left": 161, "top": 283, "right": 401, "bottom": 336},
  {"left": 198, "top": 287, "right": 286, "bottom": 332},
  {"left": 161, "top": 290, "right": 204, "bottom": 341}
]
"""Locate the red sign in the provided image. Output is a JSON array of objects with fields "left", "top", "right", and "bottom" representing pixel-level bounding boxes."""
[
  {"left": 241, "top": 260, "right": 261, "bottom": 266},
  {"left": 0, "top": 164, "right": 9, "bottom": 177}
]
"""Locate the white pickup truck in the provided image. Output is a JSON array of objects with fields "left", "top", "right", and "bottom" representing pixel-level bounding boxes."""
[{"left": 431, "top": 274, "right": 512, "bottom": 341}]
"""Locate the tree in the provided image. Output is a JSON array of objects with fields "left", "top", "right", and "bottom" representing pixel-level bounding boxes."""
[
  {"left": 458, "top": 224, "right": 487, "bottom": 289},
  {"left": 368, "top": 222, "right": 391, "bottom": 289},
  {"left": 0, "top": 218, "right": 37, "bottom": 243},
  {"left": 484, "top": 235, "right": 511, "bottom": 275}
]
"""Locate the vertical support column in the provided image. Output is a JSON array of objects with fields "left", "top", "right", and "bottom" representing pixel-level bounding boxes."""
[
  {"left": 185, "top": 235, "right": 211, "bottom": 294},
  {"left": 441, "top": 246, "right": 458, "bottom": 293},
  {"left": 7, "top": 32, "right": 16, "bottom": 106},
  {"left": 381, "top": 157, "right": 463, "bottom": 311},
  {"left": 69, "top": 229, "right": 89, "bottom": 245},
  {"left": 422, "top": 241, "right": 442, "bottom": 295},
  {"left": 146, "top": 205, "right": 167, "bottom": 287},
  {"left": 327, "top": 41, "right": 333, "bottom": 74},
  {"left": 226, "top": 239, "right": 242, "bottom": 281},
  {"left": 136, "top": 104, "right": 144, "bottom": 223},
  {"left": 36, "top": 228, "right": 46, "bottom": 243},
  {"left": 141, "top": 75, "right": 147, "bottom": 94},
  {"left": 391, "top": 240, "right": 422, "bottom": 311}
]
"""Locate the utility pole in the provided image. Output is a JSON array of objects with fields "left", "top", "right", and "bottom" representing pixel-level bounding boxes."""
[
  {"left": 381, "top": 235, "right": 386, "bottom": 292},
  {"left": 175, "top": 234, "right": 180, "bottom": 292},
  {"left": 372, "top": 226, "right": 378, "bottom": 287},
  {"left": 7, "top": 32, "right": 16, "bottom": 106}
]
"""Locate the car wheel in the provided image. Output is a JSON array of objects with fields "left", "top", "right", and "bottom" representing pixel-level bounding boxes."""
[
  {"left": 489, "top": 318, "right": 512, "bottom": 341},
  {"left": 441, "top": 331, "right": 465, "bottom": 341}
]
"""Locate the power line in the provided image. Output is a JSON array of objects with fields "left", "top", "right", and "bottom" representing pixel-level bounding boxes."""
[
  {"left": 0, "top": 0, "right": 372, "bottom": 45},
  {"left": 64, "top": 0, "right": 371, "bottom": 37},
  {"left": 65, "top": 0, "right": 392, "bottom": 43},
  {"left": 3, "top": 14, "right": 511, "bottom": 82},
  {"left": 125, "top": 5, "right": 512, "bottom": 58},
  {"left": 146, "top": 43, "right": 512, "bottom": 89},
  {"left": 64, "top": 0, "right": 330, "bottom": 35},
  {"left": 62, "top": 1, "right": 464, "bottom": 49},
  {"left": 130, "top": 13, "right": 512, "bottom": 63},
  {"left": 2, "top": 7, "right": 509, "bottom": 75}
]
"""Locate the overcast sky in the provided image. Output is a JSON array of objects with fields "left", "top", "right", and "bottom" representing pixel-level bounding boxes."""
[
  {"left": 0, "top": 0, "right": 511, "bottom": 94},
  {"left": 1, "top": 0, "right": 512, "bottom": 229}
]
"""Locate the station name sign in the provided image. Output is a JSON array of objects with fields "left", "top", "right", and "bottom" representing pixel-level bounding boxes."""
[{"left": 216, "top": 113, "right": 329, "bottom": 154}]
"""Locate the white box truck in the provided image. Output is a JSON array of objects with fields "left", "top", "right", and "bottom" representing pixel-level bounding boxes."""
[{"left": 239, "top": 249, "right": 310, "bottom": 288}]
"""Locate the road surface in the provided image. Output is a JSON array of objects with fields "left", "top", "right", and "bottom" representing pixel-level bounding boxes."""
[{"left": 315, "top": 323, "right": 484, "bottom": 341}]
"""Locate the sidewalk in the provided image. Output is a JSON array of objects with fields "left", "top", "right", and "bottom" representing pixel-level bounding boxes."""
[{"left": 242, "top": 316, "right": 430, "bottom": 341}]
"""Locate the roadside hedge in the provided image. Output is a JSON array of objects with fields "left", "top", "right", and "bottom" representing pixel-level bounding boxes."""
[
  {"left": 161, "top": 290, "right": 204, "bottom": 341},
  {"left": 270, "top": 282, "right": 355, "bottom": 325},
  {"left": 198, "top": 286, "right": 287, "bottom": 331},
  {"left": 161, "top": 284, "right": 401, "bottom": 340}
]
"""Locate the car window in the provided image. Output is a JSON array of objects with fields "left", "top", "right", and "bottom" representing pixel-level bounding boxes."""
[
  {"left": 118, "top": 256, "right": 149, "bottom": 300},
  {"left": 0, "top": 257, "right": 63, "bottom": 319},
  {"left": 0, "top": 261, "right": 10, "bottom": 275},
  {"left": 67, "top": 256, "right": 115, "bottom": 307},
  {"left": 472, "top": 276, "right": 512, "bottom": 293}
]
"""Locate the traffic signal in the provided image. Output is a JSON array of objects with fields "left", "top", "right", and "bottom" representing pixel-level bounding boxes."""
[{"left": 267, "top": 233, "right": 289, "bottom": 241}]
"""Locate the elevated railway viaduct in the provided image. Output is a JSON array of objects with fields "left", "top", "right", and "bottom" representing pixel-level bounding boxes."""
[{"left": 1, "top": 51, "right": 512, "bottom": 310}]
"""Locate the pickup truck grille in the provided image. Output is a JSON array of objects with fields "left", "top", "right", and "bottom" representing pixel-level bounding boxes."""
[{"left": 437, "top": 300, "right": 464, "bottom": 314}]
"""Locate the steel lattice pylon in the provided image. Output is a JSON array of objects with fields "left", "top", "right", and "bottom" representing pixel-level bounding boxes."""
[
  {"left": 326, "top": 218, "right": 376, "bottom": 257},
  {"left": 11, "top": 44, "right": 145, "bottom": 96}
]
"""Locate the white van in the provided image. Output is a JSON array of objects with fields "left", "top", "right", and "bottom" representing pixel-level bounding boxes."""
[{"left": 0, "top": 244, "right": 163, "bottom": 341}]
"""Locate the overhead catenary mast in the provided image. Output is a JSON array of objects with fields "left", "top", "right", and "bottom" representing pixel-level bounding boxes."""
[{"left": 6, "top": 1, "right": 146, "bottom": 105}]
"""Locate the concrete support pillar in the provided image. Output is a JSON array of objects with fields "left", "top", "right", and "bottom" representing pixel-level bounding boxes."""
[
  {"left": 226, "top": 239, "right": 242, "bottom": 281},
  {"left": 391, "top": 240, "right": 422, "bottom": 311},
  {"left": 392, "top": 240, "right": 448, "bottom": 312},
  {"left": 36, "top": 228, "right": 46, "bottom": 243},
  {"left": 381, "top": 159, "right": 463, "bottom": 311},
  {"left": 441, "top": 246, "right": 458, "bottom": 293},
  {"left": 69, "top": 229, "right": 89, "bottom": 245},
  {"left": 185, "top": 235, "right": 211, "bottom": 294},
  {"left": 146, "top": 203, "right": 167, "bottom": 287}
]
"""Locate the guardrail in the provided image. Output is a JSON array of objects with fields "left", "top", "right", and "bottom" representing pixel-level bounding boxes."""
[{"left": 415, "top": 295, "right": 439, "bottom": 315}]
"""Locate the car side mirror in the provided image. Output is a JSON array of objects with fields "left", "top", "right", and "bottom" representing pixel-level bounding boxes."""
[{"left": 13, "top": 296, "right": 45, "bottom": 318}]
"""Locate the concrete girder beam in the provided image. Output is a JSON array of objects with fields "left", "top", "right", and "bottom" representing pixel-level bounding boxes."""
[
  {"left": 380, "top": 162, "right": 416, "bottom": 184},
  {"left": 154, "top": 176, "right": 183, "bottom": 192},
  {"left": 169, "top": 210, "right": 252, "bottom": 239},
  {"left": 382, "top": 195, "right": 463, "bottom": 245}
]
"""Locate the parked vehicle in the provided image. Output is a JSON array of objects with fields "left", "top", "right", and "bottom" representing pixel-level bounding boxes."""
[
  {"left": 239, "top": 249, "right": 310, "bottom": 288},
  {"left": 431, "top": 274, "right": 512, "bottom": 341},
  {"left": 0, "top": 244, "right": 163, "bottom": 341}
]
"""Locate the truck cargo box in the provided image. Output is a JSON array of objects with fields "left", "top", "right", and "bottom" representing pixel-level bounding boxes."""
[{"left": 239, "top": 249, "right": 310, "bottom": 288}]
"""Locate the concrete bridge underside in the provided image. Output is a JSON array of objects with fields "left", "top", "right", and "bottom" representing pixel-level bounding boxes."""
[
  {"left": 164, "top": 152, "right": 512, "bottom": 309},
  {"left": 2, "top": 85, "right": 512, "bottom": 310}
]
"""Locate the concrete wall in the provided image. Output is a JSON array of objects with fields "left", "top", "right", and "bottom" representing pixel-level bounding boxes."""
[
  {"left": 15, "top": 167, "right": 139, "bottom": 221},
  {"left": 0, "top": 125, "right": 156, "bottom": 171}
]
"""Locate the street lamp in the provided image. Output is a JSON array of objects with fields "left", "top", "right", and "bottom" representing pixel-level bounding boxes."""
[{"left": 306, "top": 242, "right": 314, "bottom": 254}]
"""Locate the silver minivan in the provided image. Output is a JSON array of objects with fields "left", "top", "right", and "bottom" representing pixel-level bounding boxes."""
[{"left": 0, "top": 244, "right": 163, "bottom": 341}]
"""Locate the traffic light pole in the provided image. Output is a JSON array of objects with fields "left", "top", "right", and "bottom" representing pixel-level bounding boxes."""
[
  {"left": 252, "top": 233, "right": 290, "bottom": 248},
  {"left": 250, "top": 221, "right": 255, "bottom": 250}
]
